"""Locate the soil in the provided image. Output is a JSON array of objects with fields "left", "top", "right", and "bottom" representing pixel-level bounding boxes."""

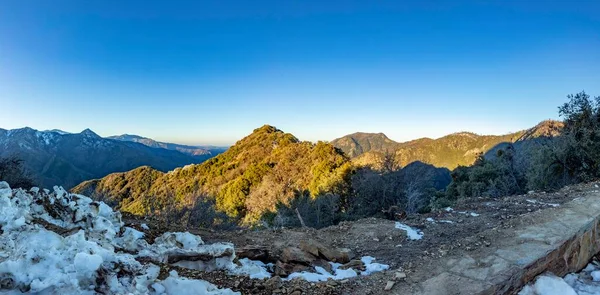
[{"left": 123, "top": 181, "right": 600, "bottom": 295}]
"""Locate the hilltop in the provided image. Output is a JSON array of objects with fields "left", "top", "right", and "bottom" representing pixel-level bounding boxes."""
[{"left": 73, "top": 125, "right": 352, "bottom": 224}]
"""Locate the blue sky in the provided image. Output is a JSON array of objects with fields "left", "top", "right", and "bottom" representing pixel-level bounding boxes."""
[{"left": 1, "top": 1, "right": 598, "bottom": 146}]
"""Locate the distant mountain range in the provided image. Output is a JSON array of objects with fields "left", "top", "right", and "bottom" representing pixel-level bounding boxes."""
[
  {"left": 107, "top": 134, "right": 227, "bottom": 156},
  {"left": 332, "top": 120, "right": 563, "bottom": 169},
  {"left": 0, "top": 128, "right": 224, "bottom": 189},
  {"left": 70, "top": 121, "right": 564, "bottom": 226}
]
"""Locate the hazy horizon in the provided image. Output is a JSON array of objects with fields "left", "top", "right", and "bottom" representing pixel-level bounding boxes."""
[
  {"left": 1, "top": 118, "right": 558, "bottom": 147},
  {"left": 2, "top": 1, "right": 598, "bottom": 145}
]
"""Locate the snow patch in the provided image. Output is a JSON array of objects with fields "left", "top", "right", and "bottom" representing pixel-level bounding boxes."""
[
  {"left": 521, "top": 262, "right": 600, "bottom": 295},
  {"left": 526, "top": 199, "right": 560, "bottom": 207},
  {"left": 285, "top": 256, "right": 388, "bottom": 282},
  {"left": 0, "top": 181, "right": 238, "bottom": 295},
  {"left": 395, "top": 222, "right": 424, "bottom": 240}
]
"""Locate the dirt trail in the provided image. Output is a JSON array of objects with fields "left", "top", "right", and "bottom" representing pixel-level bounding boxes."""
[{"left": 124, "top": 181, "right": 600, "bottom": 294}]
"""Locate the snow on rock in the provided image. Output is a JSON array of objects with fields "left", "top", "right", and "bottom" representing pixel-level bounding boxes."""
[
  {"left": 157, "top": 271, "right": 239, "bottom": 295},
  {"left": 521, "top": 262, "right": 600, "bottom": 295},
  {"left": 230, "top": 258, "right": 272, "bottom": 279},
  {"left": 0, "top": 181, "right": 238, "bottom": 295},
  {"left": 139, "top": 232, "right": 236, "bottom": 272},
  {"left": 0, "top": 180, "right": 392, "bottom": 293},
  {"left": 518, "top": 274, "right": 577, "bottom": 295},
  {"left": 591, "top": 270, "right": 600, "bottom": 282},
  {"left": 526, "top": 199, "right": 560, "bottom": 207},
  {"left": 395, "top": 222, "right": 424, "bottom": 240},
  {"left": 361, "top": 256, "right": 390, "bottom": 275},
  {"left": 285, "top": 256, "right": 388, "bottom": 282}
]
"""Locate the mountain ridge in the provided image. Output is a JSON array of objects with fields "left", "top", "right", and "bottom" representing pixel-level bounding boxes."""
[
  {"left": 108, "top": 134, "right": 227, "bottom": 157},
  {"left": 0, "top": 127, "right": 216, "bottom": 189},
  {"left": 332, "top": 120, "right": 563, "bottom": 170}
]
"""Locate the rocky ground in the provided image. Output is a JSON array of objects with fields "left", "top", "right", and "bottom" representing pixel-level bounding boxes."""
[{"left": 123, "top": 181, "right": 600, "bottom": 294}]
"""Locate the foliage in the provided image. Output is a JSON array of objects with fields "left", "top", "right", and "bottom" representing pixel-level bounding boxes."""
[
  {"left": 73, "top": 125, "right": 353, "bottom": 226},
  {"left": 445, "top": 146, "right": 525, "bottom": 200},
  {"left": 445, "top": 91, "right": 598, "bottom": 200},
  {"left": 527, "top": 91, "right": 600, "bottom": 190},
  {"left": 273, "top": 192, "right": 343, "bottom": 229}
]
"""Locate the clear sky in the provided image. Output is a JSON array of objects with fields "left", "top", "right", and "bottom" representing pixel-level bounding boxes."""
[{"left": 1, "top": 1, "right": 598, "bottom": 146}]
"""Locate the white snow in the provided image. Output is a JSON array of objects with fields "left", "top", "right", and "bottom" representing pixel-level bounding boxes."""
[
  {"left": 518, "top": 274, "right": 577, "bottom": 295},
  {"left": 469, "top": 212, "right": 480, "bottom": 217},
  {"left": 426, "top": 217, "right": 453, "bottom": 224},
  {"left": 444, "top": 207, "right": 454, "bottom": 212},
  {"left": 158, "top": 271, "right": 239, "bottom": 295},
  {"left": 591, "top": 270, "right": 600, "bottom": 282},
  {"left": 521, "top": 262, "right": 600, "bottom": 295},
  {"left": 361, "top": 256, "right": 390, "bottom": 275},
  {"left": 526, "top": 199, "right": 560, "bottom": 207},
  {"left": 141, "top": 223, "right": 150, "bottom": 230},
  {"left": 285, "top": 256, "right": 388, "bottom": 282},
  {"left": 230, "top": 258, "right": 272, "bottom": 279},
  {"left": 0, "top": 180, "right": 392, "bottom": 293},
  {"left": 74, "top": 252, "right": 104, "bottom": 273},
  {"left": 0, "top": 181, "right": 238, "bottom": 295},
  {"left": 395, "top": 222, "right": 424, "bottom": 240}
]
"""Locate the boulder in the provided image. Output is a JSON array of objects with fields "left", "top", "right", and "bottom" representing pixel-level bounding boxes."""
[
  {"left": 280, "top": 247, "right": 316, "bottom": 264},
  {"left": 275, "top": 261, "right": 312, "bottom": 277},
  {"left": 313, "top": 259, "right": 333, "bottom": 274},
  {"left": 236, "top": 245, "right": 270, "bottom": 262},
  {"left": 298, "top": 239, "right": 352, "bottom": 263},
  {"left": 339, "top": 259, "right": 366, "bottom": 271}
]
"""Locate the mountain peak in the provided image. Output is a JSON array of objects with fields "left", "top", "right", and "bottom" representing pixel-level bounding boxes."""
[
  {"left": 253, "top": 125, "right": 281, "bottom": 134},
  {"left": 80, "top": 128, "right": 100, "bottom": 138},
  {"left": 45, "top": 129, "right": 71, "bottom": 135}
]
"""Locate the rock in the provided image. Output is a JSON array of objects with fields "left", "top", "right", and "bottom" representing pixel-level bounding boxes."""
[
  {"left": 320, "top": 247, "right": 350, "bottom": 263},
  {"left": 326, "top": 279, "right": 339, "bottom": 287},
  {"left": 280, "top": 247, "right": 316, "bottom": 264},
  {"left": 339, "top": 248, "right": 356, "bottom": 261},
  {"left": 299, "top": 239, "right": 320, "bottom": 257},
  {"left": 313, "top": 259, "right": 333, "bottom": 274},
  {"left": 297, "top": 239, "right": 351, "bottom": 263},
  {"left": 265, "top": 276, "right": 282, "bottom": 290},
  {"left": 394, "top": 272, "right": 407, "bottom": 280},
  {"left": 236, "top": 245, "right": 269, "bottom": 261},
  {"left": 340, "top": 259, "right": 366, "bottom": 271},
  {"left": 384, "top": 280, "right": 395, "bottom": 291},
  {"left": 275, "top": 261, "right": 312, "bottom": 277}
]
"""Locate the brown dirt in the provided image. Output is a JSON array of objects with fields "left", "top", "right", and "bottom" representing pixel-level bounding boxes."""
[{"left": 123, "top": 181, "right": 600, "bottom": 295}]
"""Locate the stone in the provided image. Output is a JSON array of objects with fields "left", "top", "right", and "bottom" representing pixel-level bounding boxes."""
[
  {"left": 236, "top": 245, "right": 269, "bottom": 261},
  {"left": 299, "top": 239, "right": 320, "bottom": 257},
  {"left": 340, "top": 259, "right": 366, "bottom": 271},
  {"left": 298, "top": 239, "right": 352, "bottom": 263},
  {"left": 319, "top": 247, "right": 350, "bottom": 263},
  {"left": 280, "top": 247, "right": 316, "bottom": 264},
  {"left": 384, "top": 280, "right": 395, "bottom": 291},
  {"left": 265, "top": 276, "right": 282, "bottom": 290},
  {"left": 394, "top": 272, "right": 407, "bottom": 280},
  {"left": 313, "top": 259, "right": 333, "bottom": 274},
  {"left": 275, "top": 261, "right": 312, "bottom": 277}
]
